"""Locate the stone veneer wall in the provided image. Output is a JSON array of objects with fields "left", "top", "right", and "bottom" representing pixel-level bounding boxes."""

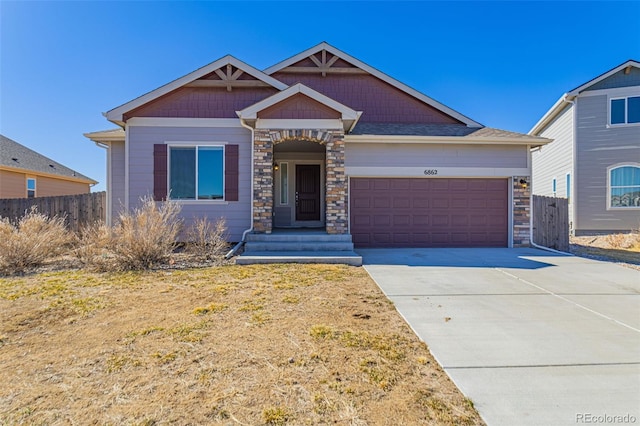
[
  {"left": 252, "top": 128, "right": 348, "bottom": 234},
  {"left": 513, "top": 176, "right": 531, "bottom": 247}
]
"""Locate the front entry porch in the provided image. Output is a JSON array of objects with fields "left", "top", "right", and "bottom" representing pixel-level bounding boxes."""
[
  {"left": 236, "top": 228, "right": 362, "bottom": 266},
  {"left": 252, "top": 128, "right": 349, "bottom": 235}
]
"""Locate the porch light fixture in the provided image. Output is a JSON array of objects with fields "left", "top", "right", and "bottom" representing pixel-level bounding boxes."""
[
  {"left": 274, "top": 163, "right": 280, "bottom": 171},
  {"left": 519, "top": 179, "right": 528, "bottom": 189}
]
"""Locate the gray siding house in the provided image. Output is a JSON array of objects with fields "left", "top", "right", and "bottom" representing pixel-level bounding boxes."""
[
  {"left": 530, "top": 60, "right": 640, "bottom": 235},
  {"left": 86, "top": 43, "right": 549, "bottom": 250}
]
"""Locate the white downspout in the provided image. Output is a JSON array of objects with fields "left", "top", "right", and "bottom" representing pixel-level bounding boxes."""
[
  {"left": 93, "top": 141, "right": 112, "bottom": 226},
  {"left": 529, "top": 97, "right": 575, "bottom": 255},
  {"left": 225, "top": 117, "right": 255, "bottom": 259}
]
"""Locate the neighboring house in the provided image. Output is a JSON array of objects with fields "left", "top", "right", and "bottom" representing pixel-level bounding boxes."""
[
  {"left": 85, "top": 42, "right": 549, "bottom": 248},
  {"left": 0, "top": 134, "right": 97, "bottom": 199},
  {"left": 529, "top": 60, "right": 640, "bottom": 235}
]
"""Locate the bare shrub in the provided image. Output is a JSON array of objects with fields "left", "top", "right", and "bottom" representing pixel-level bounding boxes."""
[
  {"left": 0, "top": 208, "right": 72, "bottom": 275},
  {"left": 604, "top": 233, "right": 627, "bottom": 249},
  {"left": 75, "top": 196, "right": 183, "bottom": 271},
  {"left": 74, "top": 222, "right": 118, "bottom": 272},
  {"left": 186, "top": 217, "right": 229, "bottom": 262},
  {"left": 112, "top": 196, "right": 183, "bottom": 270}
]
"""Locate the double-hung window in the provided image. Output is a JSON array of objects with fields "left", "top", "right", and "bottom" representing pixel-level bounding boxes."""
[
  {"left": 610, "top": 96, "right": 640, "bottom": 125},
  {"left": 169, "top": 145, "right": 224, "bottom": 200},
  {"left": 609, "top": 165, "right": 640, "bottom": 208},
  {"left": 27, "top": 177, "right": 36, "bottom": 198}
]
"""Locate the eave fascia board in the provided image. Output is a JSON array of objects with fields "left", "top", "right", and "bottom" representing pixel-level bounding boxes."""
[
  {"left": 528, "top": 94, "right": 574, "bottom": 136},
  {"left": 345, "top": 134, "right": 552, "bottom": 146},
  {"left": 236, "top": 83, "right": 360, "bottom": 121},
  {"left": 105, "top": 55, "right": 289, "bottom": 122},
  {"left": 0, "top": 165, "right": 98, "bottom": 185},
  {"left": 264, "top": 42, "right": 483, "bottom": 128},
  {"left": 567, "top": 59, "right": 640, "bottom": 96},
  {"left": 83, "top": 129, "right": 126, "bottom": 143}
]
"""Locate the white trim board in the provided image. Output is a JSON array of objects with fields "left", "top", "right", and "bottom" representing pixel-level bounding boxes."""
[
  {"left": 346, "top": 166, "right": 530, "bottom": 177},
  {"left": 256, "top": 119, "right": 343, "bottom": 130},
  {"left": 127, "top": 117, "right": 244, "bottom": 128}
]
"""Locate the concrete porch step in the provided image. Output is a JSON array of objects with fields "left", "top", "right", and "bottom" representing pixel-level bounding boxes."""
[
  {"left": 244, "top": 241, "right": 354, "bottom": 252},
  {"left": 235, "top": 251, "right": 362, "bottom": 266},
  {"left": 245, "top": 233, "right": 353, "bottom": 242}
]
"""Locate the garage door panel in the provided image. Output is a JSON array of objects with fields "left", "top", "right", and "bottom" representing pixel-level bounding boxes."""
[
  {"left": 373, "top": 215, "right": 391, "bottom": 226},
  {"left": 413, "top": 198, "right": 430, "bottom": 208},
  {"left": 393, "top": 215, "right": 411, "bottom": 226},
  {"left": 353, "top": 197, "right": 370, "bottom": 208},
  {"left": 450, "top": 180, "right": 469, "bottom": 191},
  {"left": 452, "top": 215, "right": 469, "bottom": 226},
  {"left": 432, "top": 215, "right": 450, "bottom": 226},
  {"left": 373, "top": 179, "right": 390, "bottom": 190},
  {"left": 393, "top": 197, "right": 411, "bottom": 208},
  {"left": 351, "top": 178, "right": 509, "bottom": 248},
  {"left": 431, "top": 180, "right": 450, "bottom": 191},
  {"left": 451, "top": 198, "right": 468, "bottom": 208},
  {"left": 373, "top": 233, "right": 391, "bottom": 244},
  {"left": 432, "top": 198, "right": 449, "bottom": 208},
  {"left": 414, "top": 215, "right": 430, "bottom": 225},
  {"left": 393, "top": 233, "right": 410, "bottom": 244}
]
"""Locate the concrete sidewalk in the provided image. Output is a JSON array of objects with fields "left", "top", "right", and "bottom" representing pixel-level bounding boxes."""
[{"left": 359, "top": 248, "right": 640, "bottom": 426}]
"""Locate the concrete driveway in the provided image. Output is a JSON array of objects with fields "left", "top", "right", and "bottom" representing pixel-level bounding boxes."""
[{"left": 358, "top": 248, "right": 640, "bottom": 426}]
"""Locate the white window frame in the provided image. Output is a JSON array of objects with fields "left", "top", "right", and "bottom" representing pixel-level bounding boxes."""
[
  {"left": 278, "top": 162, "right": 289, "bottom": 205},
  {"left": 609, "top": 95, "right": 640, "bottom": 127},
  {"left": 607, "top": 163, "right": 640, "bottom": 210},
  {"left": 166, "top": 143, "right": 227, "bottom": 204},
  {"left": 26, "top": 177, "right": 36, "bottom": 198}
]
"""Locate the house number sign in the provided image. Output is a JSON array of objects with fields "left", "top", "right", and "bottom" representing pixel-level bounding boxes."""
[{"left": 423, "top": 169, "right": 438, "bottom": 175}]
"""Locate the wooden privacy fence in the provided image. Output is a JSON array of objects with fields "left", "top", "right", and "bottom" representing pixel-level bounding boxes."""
[
  {"left": 0, "top": 191, "right": 106, "bottom": 232},
  {"left": 532, "top": 195, "right": 569, "bottom": 252}
]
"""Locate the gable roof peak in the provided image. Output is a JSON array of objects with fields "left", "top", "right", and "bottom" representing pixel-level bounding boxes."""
[
  {"left": 264, "top": 43, "right": 482, "bottom": 128},
  {"left": 105, "top": 54, "right": 288, "bottom": 125},
  {"left": 568, "top": 59, "right": 640, "bottom": 95}
]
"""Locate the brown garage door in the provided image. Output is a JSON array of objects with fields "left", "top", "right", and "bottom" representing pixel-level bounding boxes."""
[{"left": 350, "top": 178, "right": 509, "bottom": 248}]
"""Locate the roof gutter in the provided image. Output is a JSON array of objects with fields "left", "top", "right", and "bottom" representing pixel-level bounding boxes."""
[{"left": 529, "top": 93, "right": 576, "bottom": 136}]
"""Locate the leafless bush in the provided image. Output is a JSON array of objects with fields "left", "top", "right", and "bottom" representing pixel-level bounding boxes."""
[
  {"left": 114, "top": 197, "right": 182, "bottom": 270},
  {"left": 186, "top": 217, "right": 229, "bottom": 262},
  {"left": 75, "top": 196, "right": 183, "bottom": 271},
  {"left": 0, "top": 208, "right": 72, "bottom": 275},
  {"left": 74, "top": 222, "right": 118, "bottom": 272}
]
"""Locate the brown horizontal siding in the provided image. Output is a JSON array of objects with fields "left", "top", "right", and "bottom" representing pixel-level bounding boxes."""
[
  {"left": 271, "top": 73, "right": 462, "bottom": 124},
  {"left": 258, "top": 93, "right": 341, "bottom": 119},
  {"left": 0, "top": 169, "right": 26, "bottom": 199},
  {"left": 34, "top": 176, "right": 91, "bottom": 197},
  {"left": 124, "top": 87, "right": 278, "bottom": 120},
  {"left": 0, "top": 170, "right": 90, "bottom": 199}
]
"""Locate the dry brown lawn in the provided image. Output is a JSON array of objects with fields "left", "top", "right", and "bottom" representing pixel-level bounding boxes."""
[{"left": 0, "top": 264, "right": 483, "bottom": 425}]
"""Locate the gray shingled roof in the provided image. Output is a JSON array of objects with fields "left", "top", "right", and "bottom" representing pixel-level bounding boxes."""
[
  {"left": 350, "top": 123, "right": 547, "bottom": 141},
  {"left": 0, "top": 134, "right": 96, "bottom": 183}
]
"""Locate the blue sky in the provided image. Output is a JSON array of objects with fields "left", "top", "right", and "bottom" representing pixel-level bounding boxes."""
[{"left": 1, "top": 1, "right": 639, "bottom": 192}]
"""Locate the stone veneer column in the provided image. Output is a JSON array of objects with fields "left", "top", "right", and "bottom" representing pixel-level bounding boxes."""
[
  {"left": 512, "top": 176, "right": 531, "bottom": 247},
  {"left": 325, "top": 130, "right": 348, "bottom": 234},
  {"left": 252, "top": 129, "right": 274, "bottom": 233}
]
